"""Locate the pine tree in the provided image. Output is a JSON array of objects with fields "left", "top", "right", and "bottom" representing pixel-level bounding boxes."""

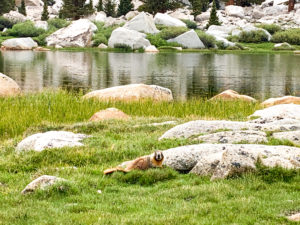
[
  {"left": 41, "top": 0, "right": 49, "bottom": 21},
  {"left": 59, "top": 0, "right": 94, "bottom": 20},
  {"left": 191, "top": 0, "right": 202, "bottom": 17},
  {"left": 206, "top": 0, "right": 221, "bottom": 28},
  {"left": 117, "top": 0, "right": 133, "bottom": 16},
  {"left": 97, "top": 0, "right": 103, "bottom": 11},
  {"left": 19, "top": 0, "right": 27, "bottom": 16},
  {"left": 0, "top": 0, "right": 14, "bottom": 15},
  {"left": 104, "top": 0, "right": 116, "bottom": 17},
  {"left": 85, "top": 0, "right": 95, "bottom": 15}
]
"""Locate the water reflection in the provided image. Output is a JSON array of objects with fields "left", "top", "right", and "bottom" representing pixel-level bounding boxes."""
[{"left": 0, "top": 50, "right": 300, "bottom": 100}]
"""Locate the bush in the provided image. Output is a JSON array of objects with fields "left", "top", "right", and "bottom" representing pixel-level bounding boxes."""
[
  {"left": 6, "top": 21, "right": 45, "bottom": 37},
  {"left": 238, "top": 30, "right": 269, "bottom": 43},
  {"left": 158, "top": 26, "right": 188, "bottom": 40},
  {"left": 216, "top": 41, "right": 226, "bottom": 49},
  {"left": 92, "top": 33, "right": 108, "bottom": 46},
  {"left": 147, "top": 34, "right": 183, "bottom": 47},
  {"left": 181, "top": 19, "right": 197, "bottom": 29},
  {"left": 48, "top": 18, "right": 70, "bottom": 29},
  {"left": 0, "top": 16, "right": 15, "bottom": 31},
  {"left": 114, "top": 43, "right": 132, "bottom": 51},
  {"left": 196, "top": 30, "right": 216, "bottom": 48},
  {"left": 271, "top": 29, "right": 300, "bottom": 45},
  {"left": 256, "top": 24, "right": 281, "bottom": 35}
]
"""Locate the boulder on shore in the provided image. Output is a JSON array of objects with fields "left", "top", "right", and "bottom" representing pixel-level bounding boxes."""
[
  {"left": 89, "top": 108, "right": 130, "bottom": 121},
  {"left": 108, "top": 27, "right": 151, "bottom": 50},
  {"left": 123, "top": 12, "right": 159, "bottom": 34},
  {"left": 46, "top": 19, "right": 97, "bottom": 48},
  {"left": 167, "top": 30, "right": 205, "bottom": 49},
  {"left": 225, "top": 5, "right": 245, "bottom": 18},
  {"left": 16, "top": 131, "right": 89, "bottom": 152},
  {"left": 0, "top": 73, "right": 21, "bottom": 97},
  {"left": 209, "top": 90, "right": 257, "bottom": 102},
  {"left": 1, "top": 38, "right": 38, "bottom": 50},
  {"left": 261, "top": 96, "right": 300, "bottom": 107},
  {"left": 83, "top": 84, "right": 173, "bottom": 102}
]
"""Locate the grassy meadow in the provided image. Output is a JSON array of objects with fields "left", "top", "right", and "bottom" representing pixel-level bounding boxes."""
[{"left": 0, "top": 90, "right": 299, "bottom": 225}]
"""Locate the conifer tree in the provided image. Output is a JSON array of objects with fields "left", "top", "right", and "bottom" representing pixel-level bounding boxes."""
[
  {"left": 59, "top": 0, "right": 94, "bottom": 19},
  {"left": 206, "top": 0, "right": 221, "bottom": 28},
  {"left": 104, "top": 0, "right": 116, "bottom": 17},
  {"left": 117, "top": 0, "right": 133, "bottom": 16},
  {"left": 191, "top": 0, "right": 202, "bottom": 17},
  {"left": 41, "top": 0, "right": 49, "bottom": 21},
  {"left": 97, "top": 0, "right": 103, "bottom": 11},
  {"left": 19, "top": 0, "right": 27, "bottom": 16},
  {"left": 0, "top": 0, "right": 14, "bottom": 15}
]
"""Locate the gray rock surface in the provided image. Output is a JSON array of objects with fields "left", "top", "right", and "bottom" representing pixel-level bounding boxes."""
[
  {"left": 1, "top": 38, "right": 38, "bottom": 50},
  {"left": 21, "top": 175, "right": 65, "bottom": 194},
  {"left": 197, "top": 130, "right": 267, "bottom": 144},
  {"left": 123, "top": 12, "right": 159, "bottom": 34},
  {"left": 154, "top": 13, "right": 187, "bottom": 27},
  {"left": 16, "top": 131, "right": 88, "bottom": 152},
  {"left": 84, "top": 84, "right": 173, "bottom": 102},
  {"left": 167, "top": 30, "right": 205, "bottom": 49},
  {"left": 273, "top": 131, "right": 300, "bottom": 144},
  {"left": 225, "top": 5, "right": 245, "bottom": 18},
  {"left": 161, "top": 144, "right": 300, "bottom": 180},
  {"left": 108, "top": 27, "right": 151, "bottom": 49},
  {"left": 46, "top": 19, "right": 97, "bottom": 48},
  {"left": 3, "top": 11, "right": 27, "bottom": 23}
]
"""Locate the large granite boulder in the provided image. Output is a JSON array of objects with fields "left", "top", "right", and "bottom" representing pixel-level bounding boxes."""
[
  {"left": 108, "top": 27, "right": 151, "bottom": 49},
  {"left": 34, "top": 21, "right": 48, "bottom": 30},
  {"left": 26, "top": 5, "right": 43, "bottom": 20},
  {"left": 3, "top": 11, "right": 27, "bottom": 23},
  {"left": 240, "top": 24, "right": 272, "bottom": 41},
  {"left": 46, "top": 19, "right": 97, "bottom": 48},
  {"left": 167, "top": 29, "right": 205, "bottom": 49},
  {"left": 261, "top": 96, "right": 300, "bottom": 107},
  {"left": 119, "top": 144, "right": 300, "bottom": 180},
  {"left": 263, "top": 5, "right": 288, "bottom": 16},
  {"left": 21, "top": 175, "right": 65, "bottom": 194},
  {"left": 225, "top": 5, "right": 245, "bottom": 18},
  {"left": 83, "top": 84, "right": 173, "bottom": 102},
  {"left": 89, "top": 108, "right": 130, "bottom": 121},
  {"left": 94, "top": 11, "right": 107, "bottom": 22},
  {"left": 1, "top": 38, "right": 38, "bottom": 50},
  {"left": 16, "top": 131, "right": 89, "bottom": 152},
  {"left": 0, "top": 73, "right": 21, "bottom": 97},
  {"left": 123, "top": 12, "right": 159, "bottom": 34},
  {"left": 205, "top": 25, "right": 236, "bottom": 47},
  {"left": 154, "top": 13, "right": 187, "bottom": 27},
  {"left": 209, "top": 90, "right": 256, "bottom": 102}
]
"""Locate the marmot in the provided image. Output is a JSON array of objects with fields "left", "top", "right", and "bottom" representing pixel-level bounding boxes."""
[{"left": 104, "top": 151, "right": 164, "bottom": 175}]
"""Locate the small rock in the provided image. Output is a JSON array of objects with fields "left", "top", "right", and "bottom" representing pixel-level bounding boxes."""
[
  {"left": 98, "top": 43, "right": 108, "bottom": 49},
  {"left": 89, "top": 108, "right": 130, "bottom": 121},
  {"left": 0, "top": 73, "right": 21, "bottom": 97},
  {"left": 225, "top": 5, "right": 245, "bottom": 18},
  {"left": 97, "top": 190, "right": 102, "bottom": 194},
  {"left": 145, "top": 45, "right": 159, "bottom": 53},
  {"left": 16, "top": 131, "right": 88, "bottom": 152},
  {"left": 34, "top": 21, "right": 48, "bottom": 30},
  {"left": 147, "top": 121, "right": 177, "bottom": 126},
  {"left": 125, "top": 11, "right": 139, "bottom": 20},
  {"left": 261, "top": 96, "right": 300, "bottom": 107},
  {"left": 21, "top": 175, "right": 64, "bottom": 194},
  {"left": 83, "top": 84, "right": 173, "bottom": 102},
  {"left": 209, "top": 90, "right": 256, "bottom": 102},
  {"left": 34, "top": 47, "right": 51, "bottom": 51},
  {"left": 287, "top": 213, "right": 300, "bottom": 222}
]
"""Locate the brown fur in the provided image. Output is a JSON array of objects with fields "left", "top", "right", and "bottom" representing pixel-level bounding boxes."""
[{"left": 104, "top": 151, "right": 164, "bottom": 175}]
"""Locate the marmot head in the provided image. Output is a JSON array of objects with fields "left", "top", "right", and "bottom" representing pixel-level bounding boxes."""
[{"left": 154, "top": 151, "right": 164, "bottom": 162}]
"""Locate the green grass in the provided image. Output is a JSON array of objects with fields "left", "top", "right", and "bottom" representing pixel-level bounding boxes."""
[{"left": 0, "top": 90, "right": 299, "bottom": 224}]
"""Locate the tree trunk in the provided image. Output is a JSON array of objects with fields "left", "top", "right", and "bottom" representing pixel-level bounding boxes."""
[{"left": 288, "top": 0, "right": 295, "bottom": 12}]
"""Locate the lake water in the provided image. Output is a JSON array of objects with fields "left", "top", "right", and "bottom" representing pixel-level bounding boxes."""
[{"left": 1, "top": 50, "right": 300, "bottom": 100}]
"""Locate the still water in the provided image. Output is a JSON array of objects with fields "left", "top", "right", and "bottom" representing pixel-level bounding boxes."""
[{"left": 0, "top": 50, "right": 300, "bottom": 100}]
